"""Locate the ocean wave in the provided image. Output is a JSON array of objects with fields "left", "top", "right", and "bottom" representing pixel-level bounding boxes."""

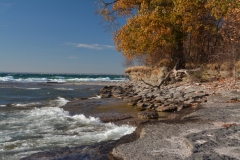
[
  {"left": 26, "top": 88, "right": 41, "bottom": 90},
  {"left": 66, "top": 77, "right": 129, "bottom": 82},
  {"left": 0, "top": 107, "right": 136, "bottom": 159},
  {"left": 0, "top": 105, "right": 6, "bottom": 107},
  {"left": 0, "top": 76, "right": 66, "bottom": 83},
  {"left": 0, "top": 76, "right": 128, "bottom": 83},
  {"left": 54, "top": 88, "right": 74, "bottom": 91},
  {"left": 12, "top": 102, "right": 42, "bottom": 107},
  {"left": 66, "top": 77, "right": 111, "bottom": 82},
  {"left": 48, "top": 97, "right": 70, "bottom": 107},
  {"left": 88, "top": 95, "right": 101, "bottom": 99}
]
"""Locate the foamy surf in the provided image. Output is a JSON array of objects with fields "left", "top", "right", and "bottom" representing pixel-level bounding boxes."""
[
  {"left": 25, "top": 88, "right": 41, "bottom": 90},
  {"left": 12, "top": 102, "right": 42, "bottom": 107},
  {"left": 88, "top": 95, "right": 101, "bottom": 99},
  {"left": 54, "top": 88, "right": 74, "bottom": 91},
  {"left": 48, "top": 97, "right": 70, "bottom": 107},
  {"left": 0, "top": 74, "right": 128, "bottom": 83},
  {"left": 0, "top": 107, "right": 136, "bottom": 160}
]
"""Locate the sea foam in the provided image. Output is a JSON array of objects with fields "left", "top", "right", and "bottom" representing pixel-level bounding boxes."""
[
  {"left": 0, "top": 76, "right": 128, "bottom": 83},
  {"left": 48, "top": 97, "right": 70, "bottom": 107},
  {"left": 12, "top": 102, "right": 42, "bottom": 107},
  {"left": 0, "top": 107, "right": 136, "bottom": 159}
]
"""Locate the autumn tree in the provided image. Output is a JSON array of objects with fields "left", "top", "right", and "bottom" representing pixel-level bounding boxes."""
[{"left": 97, "top": 0, "right": 240, "bottom": 69}]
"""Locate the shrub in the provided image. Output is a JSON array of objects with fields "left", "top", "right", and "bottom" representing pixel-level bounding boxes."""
[
  {"left": 206, "top": 63, "right": 221, "bottom": 70},
  {"left": 220, "top": 61, "right": 234, "bottom": 71},
  {"left": 236, "top": 60, "right": 240, "bottom": 70},
  {"left": 185, "top": 63, "right": 196, "bottom": 69},
  {"left": 125, "top": 66, "right": 151, "bottom": 73},
  {"left": 155, "top": 59, "right": 173, "bottom": 69}
]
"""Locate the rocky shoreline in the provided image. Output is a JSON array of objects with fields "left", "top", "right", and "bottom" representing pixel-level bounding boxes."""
[
  {"left": 22, "top": 79, "right": 240, "bottom": 160},
  {"left": 99, "top": 78, "right": 240, "bottom": 159},
  {"left": 99, "top": 81, "right": 213, "bottom": 119}
]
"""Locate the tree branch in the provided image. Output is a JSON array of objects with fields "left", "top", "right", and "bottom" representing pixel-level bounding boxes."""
[{"left": 140, "top": 63, "right": 201, "bottom": 90}]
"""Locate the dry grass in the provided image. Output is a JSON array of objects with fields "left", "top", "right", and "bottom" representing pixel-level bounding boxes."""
[
  {"left": 220, "top": 61, "right": 234, "bottom": 71},
  {"left": 185, "top": 63, "right": 196, "bottom": 69},
  {"left": 125, "top": 66, "right": 152, "bottom": 73},
  {"left": 236, "top": 60, "right": 240, "bottom": 69},
  {"left": 151, "top": 69, "right": 159, "bottom": 75},
  {"left": 206, "top": 63, "right": 221, "bottom": 70},
  {"left": 155, "top": 59, "right": 173, "bottom": 69}
]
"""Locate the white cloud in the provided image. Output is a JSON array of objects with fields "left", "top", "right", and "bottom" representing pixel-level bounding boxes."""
[{"left": 65, "top": 42, "right": 115, "bottom": 50}]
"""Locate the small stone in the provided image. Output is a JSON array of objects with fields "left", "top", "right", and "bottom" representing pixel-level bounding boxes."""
[
  {"left": 146, "top": 104, "right": 155, "bottom": 109},
  {"left": 183, "top": 103, "right": 191, "bottom": 108},
  {"left": 230, "top": 97, "right": 238, "bottom": 101},
  {"left": 100, "top": 93, "right": 111, "bottom": 98},
  {"left": 164, "top": 102, "right": 171, "bottom": 106},
  {"left": 127, "top": 102, "right": 137, "bottom": 106},
  {"left": 177, "top": 105, "right": 183, "bottom": 111}
]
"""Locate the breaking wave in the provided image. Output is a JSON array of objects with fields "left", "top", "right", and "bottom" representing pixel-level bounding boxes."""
[
  {"left": 0, "top": 75, "right": 128, "bottom": 83},
  {"left": 0, "top": 107, "right": 136, "bottom": 159}
]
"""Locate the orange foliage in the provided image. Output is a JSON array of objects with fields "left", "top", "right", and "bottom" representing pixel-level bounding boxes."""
[{"left": 98, "top": 0, "right": 240, "bottom": 66}]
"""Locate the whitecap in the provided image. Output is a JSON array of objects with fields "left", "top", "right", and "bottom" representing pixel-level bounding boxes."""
[
  {"left": 0, "top": 105, "right": 6, "bottom": 107},
  {"left": 55, "top": 88, "right": 72, "bottom": 90},
  {"left": 0, "top": 107, "right": 136, "bottom": 159},
  {"left": 47, "top": 79, "right": 66, "bottom": 83},
  {"left": 25, "top": 88, "right": 41, "bottom": 90},
  {"left": 66, "top": 77, "right": 111, "bottom": 82},
  {"left": 0, "top": 76, "right": 14, "bottom": 82},
  {"left": 12, "top": 102, "right": 41, "bottom": 107},
  {"left": 54, "top": 76, "right": 65, "bottom": 79},
  {"left": 88, "top": 95, "right": 101, "bottom": 99},
  {"left": 48, "top": 97, "right": 70, "bottom": 107},
  {"left": 0, "top": 76, "right": 67, "bottom": 83}
]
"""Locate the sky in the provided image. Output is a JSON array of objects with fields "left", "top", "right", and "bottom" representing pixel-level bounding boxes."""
[{"left": 0, "top": 0, "right": 126, "bottom": 74}]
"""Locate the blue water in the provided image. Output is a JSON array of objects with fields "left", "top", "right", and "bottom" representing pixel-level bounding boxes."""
[
  {"left": 0, "top": 73, "right": 128, "bottom": 83},
  {"left": 0, "top": 73, "right": 134, "bottom": 160}
]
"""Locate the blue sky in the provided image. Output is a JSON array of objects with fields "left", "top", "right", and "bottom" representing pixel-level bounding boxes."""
[{"left": 0, "top": 0, "right": 126, "bottom": 74}]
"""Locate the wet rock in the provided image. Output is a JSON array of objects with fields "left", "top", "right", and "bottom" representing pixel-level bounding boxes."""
[
  {"left": 127, "top": 102, "right": 137, "bottom": 106},
  {"left": 123, "top": 96, "right": 142, "bottom": 103},
  {"left": 137, "top": 103, "right": 146, "bottom": 108},
  {"left": 137, "top": 111, "right": 159, "bottom": 119},
  {"left": 146, "top": 104, "right": 155, "bottom": 110},
  {"left": 183, "top": 103, "right": 191, "bottom": 108},
  {"left": 156, "top": 104, "right": 178, "bottom": 112},
  {"left": 100, "top": 93, "right": 111, "bottom": 98}
]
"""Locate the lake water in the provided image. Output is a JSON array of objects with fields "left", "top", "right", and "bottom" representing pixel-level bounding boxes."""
[{"left": 0, "top": 73, "right": 135, "bottom": 160}]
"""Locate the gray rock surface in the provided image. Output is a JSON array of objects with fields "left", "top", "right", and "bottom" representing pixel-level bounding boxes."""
[{"left": 112, "top": 99, "right": 240, "bottom": 160}]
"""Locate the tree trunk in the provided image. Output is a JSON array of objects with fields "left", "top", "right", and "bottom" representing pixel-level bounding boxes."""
[{"left": 173, "top": 25, "right": 185, "bottom": 70}]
